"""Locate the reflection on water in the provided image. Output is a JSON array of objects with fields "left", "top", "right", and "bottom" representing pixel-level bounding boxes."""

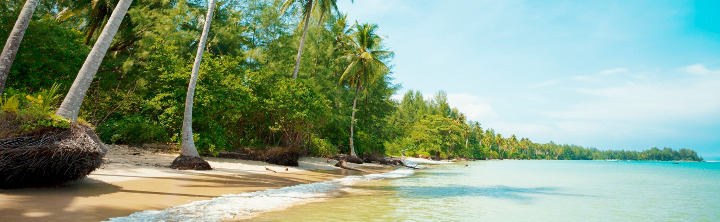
[{"left": 398, "top": 185, "right": 581, "bottom": 201}]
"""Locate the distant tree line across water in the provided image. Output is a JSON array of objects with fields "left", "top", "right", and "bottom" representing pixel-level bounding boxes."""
[
  {"left": 384, "top": 90, "right": 703, "bottom": 162},
  {"left": 0, "top": 0, "right": 702, "bottom": 162}
]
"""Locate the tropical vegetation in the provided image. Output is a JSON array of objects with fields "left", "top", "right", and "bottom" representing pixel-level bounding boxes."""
[{"left": 0, "top": 0, "right": 702, "bottom": 162}]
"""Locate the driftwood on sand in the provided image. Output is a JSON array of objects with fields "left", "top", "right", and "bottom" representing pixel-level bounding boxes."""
[
  {"left": 334, "top": 160, "right": 365, "bottom": 172},
  {"left": 216, "top": 147, "right": 300, "bottom": 167},
  {"left": 333, "top": 154, "right": 363, "bottom": 164}
]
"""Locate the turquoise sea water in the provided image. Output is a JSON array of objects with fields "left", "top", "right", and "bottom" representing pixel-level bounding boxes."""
[{"left": 255, "top": 161, "right": 720, "bottom": 221}]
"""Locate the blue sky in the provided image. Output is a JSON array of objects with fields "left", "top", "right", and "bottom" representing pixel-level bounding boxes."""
[{"left": 337, "top": 0, "right": 720, "bottom": 160}]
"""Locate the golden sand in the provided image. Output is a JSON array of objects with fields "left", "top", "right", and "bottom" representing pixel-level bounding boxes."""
[{"left": 0, "top": 145, "right": 394, "bottom": 221}]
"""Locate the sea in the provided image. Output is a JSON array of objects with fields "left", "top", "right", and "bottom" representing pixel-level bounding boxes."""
[{"left": 110, "top": 160, "right": 720, "bottom": 221}]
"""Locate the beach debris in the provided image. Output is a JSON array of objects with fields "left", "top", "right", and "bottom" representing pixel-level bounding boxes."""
[
  {"left": 265, "top": 167, "right": 277, "bottom": 173},
  {"left": 332, "top": 154, "right": 363, "bottom": 164},
  {"left": 334, "top": 160, "right": 365, "bottom": 172},
  {"left": 211, "top": 147, "right": 301, "bottom": 167},
  {"left": 360, "top": 154, "right": 405, "bottom": 166},
  {"left": 170, "top": 155, "right": 212, "bottom": 170},
  {"left": 263, "top": 147, "right": 300, "bottom": 166},
  {"left": 0, "top": 122, "right": 106, "bottom": 188}
]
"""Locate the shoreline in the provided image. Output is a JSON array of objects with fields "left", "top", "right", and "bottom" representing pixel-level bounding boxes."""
[{"left": 0, "top": 145, "right": 396, "bottom": 221}]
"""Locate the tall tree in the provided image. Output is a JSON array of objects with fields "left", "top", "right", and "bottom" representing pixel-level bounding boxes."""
[
  {"left": 56, "top": 0, "right": 118, "bottom": 45},
  {"left": 56, "top": 0, "right": 134, "bottom": 121},
  {"left": 280, "top": 0, "right": 340, "bottom": 79},
  {"left": 340, "top": 23, "right": 392, "bottom": 157},
  {"left": 171, "top": 0, "right": 216, "bottom": 170},
  {"left": 0, "top": 0, "right": 40, "bottom": 97}
]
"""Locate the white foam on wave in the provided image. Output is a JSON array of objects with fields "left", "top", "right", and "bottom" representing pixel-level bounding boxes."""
[
  {"left": 403, "top": 157, "right": 454, "bottom": 165},
  {"left": 106, "top": 168, "right": 414, "bottom": 222}
]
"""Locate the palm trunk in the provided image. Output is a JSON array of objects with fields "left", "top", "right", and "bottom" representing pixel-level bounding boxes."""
[
  {"left": 56, "top": 0, "right": 133, "bottom": 121},
  {"left": 181, "top": 0, "right": 216, "bottom": 157},
  {"left": 0, "top": 0, "right": 40, "bottom": 97},
  {"left": 292, "top": 0, "right": 313, "bottom": 79},
  {"left": 349, "top": 84, "right": 360, "bottom": 157}
]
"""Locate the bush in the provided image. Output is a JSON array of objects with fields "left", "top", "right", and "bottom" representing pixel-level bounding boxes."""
[
  {"left": 97, "top": 116, "right": 167, "bottom": 145},
  {"left": 310, "top": 136, "right": 336, "bottom": 157},
  {"left": 1, "top": 17, "right": 89, "bottom": 93}
]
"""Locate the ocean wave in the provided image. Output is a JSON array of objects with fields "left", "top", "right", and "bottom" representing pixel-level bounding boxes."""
[{"left": 106, "top": 168, "right": 414, "bottom": 222}]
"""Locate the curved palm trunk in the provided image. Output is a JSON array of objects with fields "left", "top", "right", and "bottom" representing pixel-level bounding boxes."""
[
  {"left": 349, "top": 84, "right": 360, "bottom": 157},
  {"left": 292, "top": 0, "right": 313, "bottom": 79},
  {"left": 56, "top": 0, "right": 133, "bottom": 121},
  {"left": 180, "top": 0, "right": 216, "bottom": 157},
  {"left": 0, "top": 0, "right": 40, "bottom": 97}
]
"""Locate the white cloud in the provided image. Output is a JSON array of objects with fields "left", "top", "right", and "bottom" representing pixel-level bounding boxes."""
[
  {"left": 446, "top": 93, "right": 498, "bottom": 121},
  {"left": 390, "top": 93, "right": 403, "bottom": 102},
  {"left": 549, "top": 80, "right": 720, "bottom": 123},
  {"left": 508, "top": 64, "right": 720, "bottom": 149},
  {"left": 489, "top": 121, "right": 557, "bottom": 140},
  {"left": 546, "top": 64, "right": 720, "bottom": 125},
  {"left": 685, "top": 64, "right": 720, "bottom": 76}
]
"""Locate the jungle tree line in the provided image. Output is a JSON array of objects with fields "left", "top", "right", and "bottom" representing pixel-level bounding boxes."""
[
  {"left": 0, "top": 0, "right": 702, "bottom": 161},
  {"left": 385, "top": 90, "right": 703, "bottom": 161},
  {"left": 0, "top": 0, "right": 395, "bottom": 158}
]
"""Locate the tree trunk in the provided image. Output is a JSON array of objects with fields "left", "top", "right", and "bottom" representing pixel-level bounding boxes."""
[
  {"left": 0, "top": 0, "right": 40, "bottom": 97},
  {"left": 56, "top": 0, "right": 133, "bottom": 121},
  {"left": 292, "top": 0, "right": 313, "bottom": 79},
  {"left": 349, "top": 84, "right": 360, "bottom": 157},
  {"left": 180, "top": 0, "right": 216, "bottom": 157}
]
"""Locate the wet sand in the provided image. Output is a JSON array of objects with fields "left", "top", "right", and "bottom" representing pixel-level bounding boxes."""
[{"left": 0, "top": 145, "right": 394, "bottom": 221}]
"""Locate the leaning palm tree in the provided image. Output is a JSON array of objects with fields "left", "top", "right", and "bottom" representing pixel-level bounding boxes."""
[
  {"left": 56, "top": 0, "right": 134, "bottom": 121},
  {"left": 0, "top": 0, "right": 41, "bottom": 97},
  {"left": 280, "top": 0, "right": 343, "bottom": 79},
  {"left": 1, "top": 0, "right": 131, "bottom": 189},
  {"left": 339, "top": 23, "right": 392, "bottom": 157},
  {"left": 170, "top": 0, "right": 217, "bottom": 170}
]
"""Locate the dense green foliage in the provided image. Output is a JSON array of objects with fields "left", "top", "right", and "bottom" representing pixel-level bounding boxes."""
[
  {"left": 0, "top": 0, "right": 703, "bottom": 161},
  {"left": 1, "top": 83, "right": 70, "bottom": 138}
]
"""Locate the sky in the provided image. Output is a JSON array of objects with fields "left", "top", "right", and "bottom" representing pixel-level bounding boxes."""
[{"left": 337, "top": 0, "right": 720, "bottom": 160}]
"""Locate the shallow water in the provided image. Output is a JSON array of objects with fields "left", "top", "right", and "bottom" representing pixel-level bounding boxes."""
[
  {"left": 255, "top": 161, "right": 720, "bottom": 221},
  {"left": 105, "top": 168, "right": 414, "bottom": 221}
]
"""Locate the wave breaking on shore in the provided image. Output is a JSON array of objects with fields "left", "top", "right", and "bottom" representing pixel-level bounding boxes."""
[{"left": 106, "top": 168, "right": 414, "bottom": 221}]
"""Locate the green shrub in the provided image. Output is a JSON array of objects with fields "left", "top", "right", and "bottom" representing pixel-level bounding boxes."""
[
  {"left": 97, "top": 116, "right": 167, "bottom": 145},
  {"left": 310, "top": 135, "right": 336, "bottom": 157},
  {"left": 0, "top": 110, "right": 70, "bottom": 138}
]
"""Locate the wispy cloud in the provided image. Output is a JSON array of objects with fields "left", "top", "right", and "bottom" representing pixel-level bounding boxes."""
[{"left": 685, "top": 64, "right": 720, "bottom": 76}]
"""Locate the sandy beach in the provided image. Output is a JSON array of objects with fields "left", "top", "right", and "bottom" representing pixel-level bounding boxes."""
[{"left": 0, "top": 145, "right": 395, "bottom": 221}]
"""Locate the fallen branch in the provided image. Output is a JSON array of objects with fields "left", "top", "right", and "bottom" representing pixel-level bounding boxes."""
[{"left": 265, "top": 167, "right": 277, "bottom": 173}]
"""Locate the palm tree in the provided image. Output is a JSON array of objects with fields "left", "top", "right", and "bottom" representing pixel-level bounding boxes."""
[
  {"left": 331, "top": 13, "right": 352, "bottom": 51},
  {"left": 339, "top": 23, "right": 392, "bottom": 157},
  {"left": 56, "top": 0, "right": 134, "bottom": 121},
  {"left": 0, "top": 0, "right": 41, "bottom": 97},
  {"left": 56, "top": 0, "right": 118, "bottom": 45},
  {"left": 280, "top": 0, "right": 342, "bottom": 79},
  {"left": 171, "top": 0, "right": 217, "bottom": 170}
]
